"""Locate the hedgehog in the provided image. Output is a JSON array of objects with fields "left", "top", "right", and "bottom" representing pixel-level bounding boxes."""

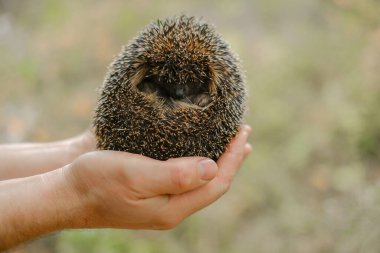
[{"left": 94, "top": 15, "right": 246, "bottom": 161}]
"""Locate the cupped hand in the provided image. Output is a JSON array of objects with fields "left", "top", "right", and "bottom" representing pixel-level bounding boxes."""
[{"left": 63, "top": 125, "right": 251, "bottom": 230}]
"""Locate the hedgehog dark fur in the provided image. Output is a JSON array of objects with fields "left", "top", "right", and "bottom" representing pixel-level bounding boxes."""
[{"left": 94, "top": 15, "right": 246, "bottom": 161}]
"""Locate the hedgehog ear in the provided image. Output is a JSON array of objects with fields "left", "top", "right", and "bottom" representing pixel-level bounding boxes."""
[{"left": 130, "top": 66, "right": 148, "bottom": 88}]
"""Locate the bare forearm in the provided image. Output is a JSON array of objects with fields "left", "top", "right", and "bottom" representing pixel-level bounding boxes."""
[
  {"left": 0, "top": 168, "right": 82, "bottom": 251},
  {"left": 0, "top": 131, "right": 95, "bottom": 180}
]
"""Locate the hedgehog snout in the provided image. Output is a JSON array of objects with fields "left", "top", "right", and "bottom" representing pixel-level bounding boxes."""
[{"left": 170, "top": 86, "right": 185, "bottom": 99}]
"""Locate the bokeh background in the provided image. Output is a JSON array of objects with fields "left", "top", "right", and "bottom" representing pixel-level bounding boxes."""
[{"left": 1, "top": 0, "right": 380, "bottom": 252}]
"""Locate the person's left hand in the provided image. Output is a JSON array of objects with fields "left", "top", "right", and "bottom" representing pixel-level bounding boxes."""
[{"left": 60, "top": 125, "right": 252, "bottom": 230}]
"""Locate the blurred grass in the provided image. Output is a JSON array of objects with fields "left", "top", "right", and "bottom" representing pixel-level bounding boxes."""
[{"left": 1, "top": 0, "right": 380, "bottom": 252}]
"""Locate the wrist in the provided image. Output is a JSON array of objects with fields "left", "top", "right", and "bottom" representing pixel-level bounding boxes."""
[
  {"left": 0, "top": 168, "right": 84, "bottom": 250},
  {"left": 39, "top": 166, "right": 87, "bottom": 230}
]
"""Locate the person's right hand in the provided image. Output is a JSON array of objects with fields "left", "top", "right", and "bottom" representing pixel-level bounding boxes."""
[{"left": 60, "top": 125, "right": 251, "bottom": 230}]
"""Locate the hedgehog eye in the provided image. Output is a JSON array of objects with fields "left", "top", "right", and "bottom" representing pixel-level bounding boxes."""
[
  {"left": 137, "top": 77, "right": 170, "bottom": 97},
  {"left": 137, "top": 78, "right": 157, "bottom": 94}
]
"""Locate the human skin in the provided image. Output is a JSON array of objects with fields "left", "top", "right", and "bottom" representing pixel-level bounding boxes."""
[
  {"left": 0, "top": 126, "right": 251, "bottom": 251},
  {"left": 0, "top": 130, "right": 96, "bottom": 180}
]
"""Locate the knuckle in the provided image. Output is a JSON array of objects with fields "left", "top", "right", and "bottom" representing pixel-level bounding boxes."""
[{"left": 170, "top": 165, "right": 192, "bottom": 190}]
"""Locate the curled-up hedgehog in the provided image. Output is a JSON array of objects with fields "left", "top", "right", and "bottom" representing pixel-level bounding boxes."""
[{"left": 94, "top": 15, "right": 246, "bottom": 161}]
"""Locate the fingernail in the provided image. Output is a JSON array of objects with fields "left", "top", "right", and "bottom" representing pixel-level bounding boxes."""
[
  {"left": 245, "top": 143, "right": 253, "bottom": 155},
  {"left": 244, "top": 125, "right": 252, "bottom": 134},
  {"left": 198, "top": 159, "right": 218, "bottom": 181}
]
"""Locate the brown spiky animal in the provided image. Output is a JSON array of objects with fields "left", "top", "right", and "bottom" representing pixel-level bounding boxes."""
[{"left": 94, "top": 16, "right": 246, "bottom": 161}]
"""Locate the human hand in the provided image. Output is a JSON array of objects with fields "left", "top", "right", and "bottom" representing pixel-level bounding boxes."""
[{"left": 62, "top": 125, "right": 252, "bottom": 230}]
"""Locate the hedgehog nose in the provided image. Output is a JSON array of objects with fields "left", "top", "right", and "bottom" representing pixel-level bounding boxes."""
[{"left": 174, "top": 88, "right": 184, "bottom": 99}]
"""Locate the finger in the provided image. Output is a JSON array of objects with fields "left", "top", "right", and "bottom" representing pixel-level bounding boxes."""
[
  {"left": 157, "top": 125, "right": 252, "bottom": 222},
  {"left": 216, "top": 124, "right": 251, "bottom": 182},
  {"left": 124, "top": 155, "right": 218, "bottom": 197}
]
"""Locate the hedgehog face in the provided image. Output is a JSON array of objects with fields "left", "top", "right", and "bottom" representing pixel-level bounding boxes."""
[
  {"left": 137, "top": 64, "right": 211, "bottom": 106},
  {"left": 138, "top": 74, "right": 207, "bottom": 99}
]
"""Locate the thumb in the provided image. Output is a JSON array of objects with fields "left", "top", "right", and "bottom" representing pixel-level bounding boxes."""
[{"left": 131, "top": 156, "right": 218, "bottom": 197}]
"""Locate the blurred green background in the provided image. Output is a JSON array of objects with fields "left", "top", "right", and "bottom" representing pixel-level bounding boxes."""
[{"left": 1, "top": 0, "right": 380, "bottom": 252}]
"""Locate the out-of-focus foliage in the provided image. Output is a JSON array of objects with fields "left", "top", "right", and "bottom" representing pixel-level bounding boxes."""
[
  {"left": 358, "top": 94, "right": 380, "bottom": 168},
  {"left": 1, "top": 0, "right": 380, "bottom": 252}
]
